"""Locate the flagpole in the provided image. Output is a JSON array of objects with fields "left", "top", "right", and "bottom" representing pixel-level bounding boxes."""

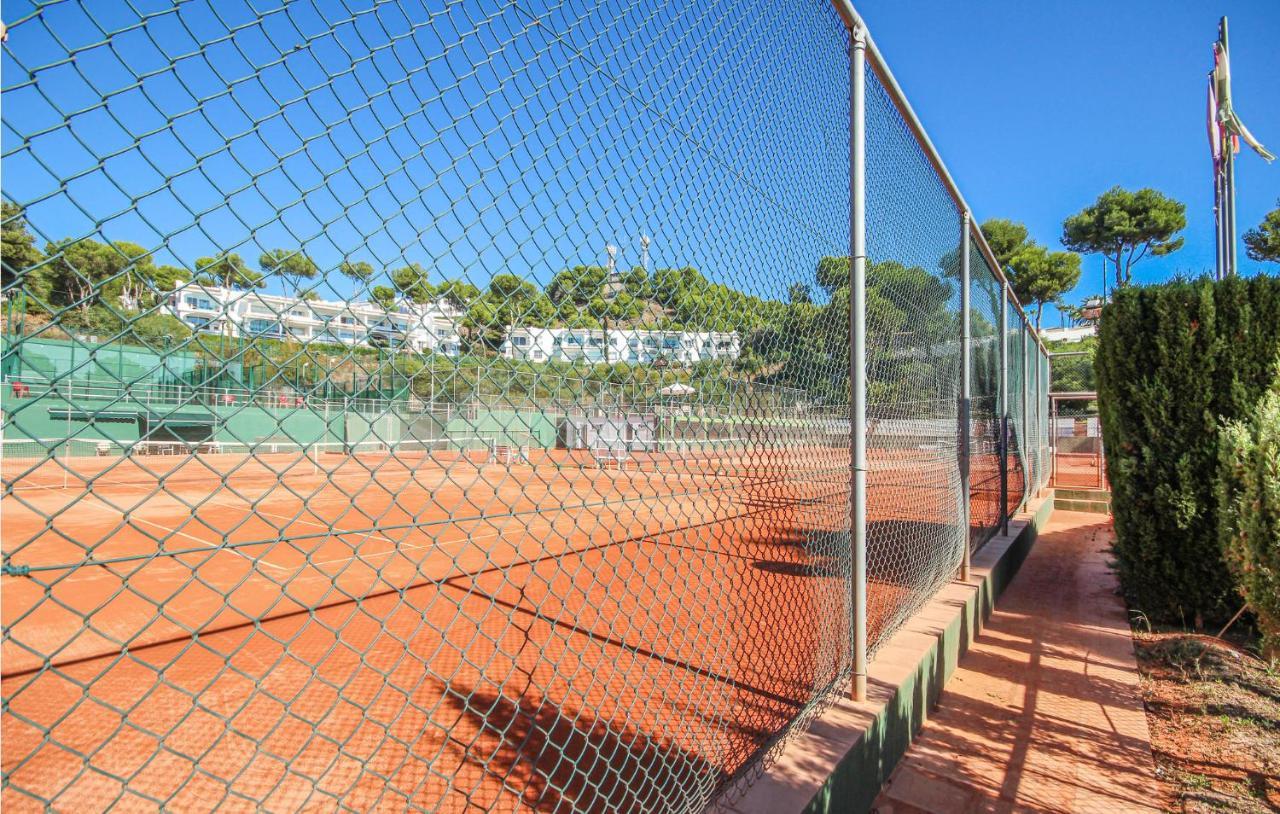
[
  {"left": 1215, "top": 153, "right": 1226, "bottom": 281},
  {"left": 1226, "top": 145, "right": 1238, "bottom": 278},
  {"left": 1209, "top": 14, "right": 1274, "bottom": 279},
  {"left": 1221, "top": 17, "right": 1236, "bottom": 278}
]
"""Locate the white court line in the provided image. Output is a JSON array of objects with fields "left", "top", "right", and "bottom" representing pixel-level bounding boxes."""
[
  {"left": 247, "top": 507, "right": 503, "bottom": 568},
  {"left": 70, "top": 492, "right": 293, "bottom": 573}
]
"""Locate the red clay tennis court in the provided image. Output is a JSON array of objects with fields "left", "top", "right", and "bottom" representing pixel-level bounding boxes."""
[{"left": 0, "top": 438, "right": 990, "bottom": 811}]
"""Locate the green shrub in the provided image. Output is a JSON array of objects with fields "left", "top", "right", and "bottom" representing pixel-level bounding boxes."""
[
  {"left": 1096, "top": 275, "right": 1280, "bottom": 626},
  {"left": 1218, "top": 383, "right": 1280, "bottom": 659}
]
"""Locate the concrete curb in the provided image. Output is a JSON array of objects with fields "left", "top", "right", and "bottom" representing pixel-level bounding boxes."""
[{"left": 722, "top": 494, "right": 1055, "bottom": 814}]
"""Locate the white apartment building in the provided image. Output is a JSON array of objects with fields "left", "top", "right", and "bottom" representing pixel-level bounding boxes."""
[
  {"left": 500, "top": 326, "right": 740, "bottom": 366},
  {"left": 1039, "top": 325, "right": 1096, "bottom": 344},
  {"left": 167, "top": 285, "right": 463, "bottom": 355}
]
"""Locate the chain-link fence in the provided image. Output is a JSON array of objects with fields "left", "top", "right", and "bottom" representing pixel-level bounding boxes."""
[
  {"left": 1049, "top": 351, "right": 1103, "bottom": 489},
  {"left": 1, "top": 2, "right": 1050, "bottom": 810}
]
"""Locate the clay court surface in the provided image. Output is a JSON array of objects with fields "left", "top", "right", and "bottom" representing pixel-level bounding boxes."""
[
  {"left": 1050, "top": 451, "right": 1107, "bottom": 490},
  {"left": 1, "top": 444, "right": 1009, "bottom": 811}
]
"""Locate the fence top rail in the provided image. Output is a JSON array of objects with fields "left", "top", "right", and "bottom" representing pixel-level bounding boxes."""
[
  {"left": 834, "top": 0, "right": 1048, "bottom": 355},
  {"left": 1048, "top": 350, "right": 1091, "bottom": 358},
  {"left": 1050, "top": 391, "right": 1099, "bottom": 401}
]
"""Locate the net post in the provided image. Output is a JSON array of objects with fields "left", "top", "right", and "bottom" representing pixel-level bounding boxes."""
[
  {"left": 959, "top": 213, "right": 972, "bottom": 581},
  {"left": 848, "top": 18, "right": 868, "bottom": 704},
  {"left": 999, "top": 280, "right": 1009, "bottom": 536}
]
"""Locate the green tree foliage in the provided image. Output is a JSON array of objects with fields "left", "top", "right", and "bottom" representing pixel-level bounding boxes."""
[
  {"left": 59, "top": 306, "right": 192, "bottom": 346},
  {"left": 814, "top": 255, "right": 848, "bottom": 295},
  {"left": 38, "top": 238, "right": 158, "bottom": 311},
  {"left": 2, "top": 202, "right": 43, "bottom": 288},
  {"left": 1097, "top": 275, "right": 1280, "bottom": 627},
  {"left": 339, "top": 259, "right": 376, "bottom": 285},
  {"left": 259, "top": 248, "right": 319, "bottom": 295},
  {"left": 548, "top": 265, "right": 607, "bottom": 305},
  {"left": 1062, "top": 187, "right": 1186, "bottom": 288},
  {"left": 466, "top": 274, "right": 554, "bottom": 348},
  {"left": 369, "top": 284, "right": 397, "bottom": 311},
  {"left": 1006, "top": 244, "right": 1082, "bottom": 330},
  {"left": 194, "top": 254, "right": 264, "bottom": 290},
  {"left": 788, "top": 282, "right": 812, "bottom": 304},
  {"left": 979, "top": 218, "right": 1030, "bottom": 271},
  {"left": 388, "top": 263, "right": 433, "bottom": 302},
  {"left": 1044, "top": 337, "right": 1097, "bottom": 393},
  {"left": 434, "top": 279, "right": 481, "bottom": 309},
  {"left": 151, "top": 265, "right": 192, "bottom": 300},
  {"left": 753, "top": 256, "right": 955, "bottom": 406},
  {"left": 1243, "top": 200, "right": 1280, "bottom": 264},
  {"left": 646, "top": 265, "right": 778, "bottom": 333},
  {"left": 1218, "top": 381, "right": 1280, "bottom": 659}
]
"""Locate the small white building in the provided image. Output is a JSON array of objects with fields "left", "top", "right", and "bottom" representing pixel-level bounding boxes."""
[
  {"left": 1039, "top": 325, "right": 1096, "bottom": 344},
  {"left": 167, "top": 285, "right": 463, "bottom": 355},
  {"left": 500, "top": 326, "right": 740, "bottom": 365}
]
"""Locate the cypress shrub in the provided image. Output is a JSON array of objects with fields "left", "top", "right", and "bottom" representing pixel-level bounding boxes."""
[
  {"left": 1218, "top": 382, "right": 1280, "bottom": 659},
  {"left": 1096, "top": 275, "right": 1280, "bottom": 626}
]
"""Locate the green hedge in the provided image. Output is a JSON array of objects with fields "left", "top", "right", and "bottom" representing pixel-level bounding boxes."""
[
  {"left": 1218, "top": 383, "right": 1280, "bottom": 659},
  {"left": 1096, "top": 275, "right": 1280, "bottom": 626}
]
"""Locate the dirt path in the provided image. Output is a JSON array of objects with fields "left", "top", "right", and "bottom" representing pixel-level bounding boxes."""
[{"left": 873, "top": 510, "right": 1160, "bottom": 813}]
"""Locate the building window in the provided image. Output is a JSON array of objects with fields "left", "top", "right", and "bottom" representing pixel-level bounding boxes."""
[
  {"left": 247, "top": 319, "right": 284, "bottom": 337},
  {"left": 512, "top": 336, "right": 529, "bottom": 347}
]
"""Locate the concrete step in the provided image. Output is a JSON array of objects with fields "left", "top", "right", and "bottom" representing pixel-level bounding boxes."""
[
  {"left": 1053, "top": 488, "right": 1111, "bottom": 514},
  {"left": 1055, "top": 487, "right": 1111, "bottom": 502}
]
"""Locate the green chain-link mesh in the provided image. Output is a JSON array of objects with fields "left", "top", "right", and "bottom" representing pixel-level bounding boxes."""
[{"left": 1, "top": 1, "right": 1051, "bottom": 810}]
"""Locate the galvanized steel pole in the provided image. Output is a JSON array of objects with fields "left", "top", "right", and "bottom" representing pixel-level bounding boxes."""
[
  {"left": 1034, "top": 345, "right": 1043, "bottom": 493},
  {"left": 849, "top": 22, "right": 869, "bottom": 704},
  {"left": 1021, "top": 326, "right": 1030, "bottom": 510},
  {"left": 959, "top": 214, "right": 972, "bottom": 580},
  {"left": 999, "top": 281, "right": 1009, "bottom": 536}
]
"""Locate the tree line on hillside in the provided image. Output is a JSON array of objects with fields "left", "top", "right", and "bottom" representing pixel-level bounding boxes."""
[
  {"left": 5, "top": 192, "right": 1278, "bottom": 406},
  {"left": 2, "top": 200, "right": 984, "bottom": 406},
  {"left": 0, "top": 202, "right": 791, "bottom": 352}
]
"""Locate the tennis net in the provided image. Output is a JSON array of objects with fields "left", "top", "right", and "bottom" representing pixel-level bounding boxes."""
[{"left": 1, "top": 436, "right": 492, "bottom": 490}]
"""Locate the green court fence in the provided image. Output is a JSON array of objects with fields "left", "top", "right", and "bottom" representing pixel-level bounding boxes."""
[{"left": 1, "top": 1, "right": 1051, "bottom": 811}]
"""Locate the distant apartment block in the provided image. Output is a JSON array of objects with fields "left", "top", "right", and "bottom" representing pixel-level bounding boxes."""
[
  {"left": 167, "top": 285, "right": 463, "bottom": 355},
  {"left": 1039, "top": 325, "right": 1096, "bottom": 344},
  {"left": 500, "top": 326, "right": 740, "bottom": 365}
]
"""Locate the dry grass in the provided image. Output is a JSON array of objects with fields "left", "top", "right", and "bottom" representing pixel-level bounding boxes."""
[{"left": 1133, "top": 632, "right": 1280, "bottom": 813}]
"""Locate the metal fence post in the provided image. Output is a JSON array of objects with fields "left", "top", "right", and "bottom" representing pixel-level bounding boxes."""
[
  {"left": 999, "top": 280, "right": 1009, "bottom": 535},
  {"left": 1034, "top": 345, "right": 1043, "bottom": 493},
  {"left": 849, "top": 22, "right": 868, "bottom": 704},
  {"left": 1050, "top": 391, "right": 1058, "bottom": 487},
  {"left": 958, "top": 214, "right": 971, "bottom": 580},
  {"left": 1021, "top": 326, "right": 1030, "bottom": 510}
]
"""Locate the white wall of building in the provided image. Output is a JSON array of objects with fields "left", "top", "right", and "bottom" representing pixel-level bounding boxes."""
[
  {"left": 1039, "top": 325, "right": 1096, "bottom": 344},
  {"left": 167, "top": 285, "right": 463, "bottom": 356},
  {"left": 499, "top": 327, "right": 740, "bottom": 365}
]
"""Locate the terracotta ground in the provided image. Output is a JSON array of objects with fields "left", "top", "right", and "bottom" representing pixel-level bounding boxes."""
[
  {"left": 2, "top": 443, "right": 1007, "bottom": 811},
  {"left": 873, "top": 511, "right": 1160, "bottom": 814},
  {"left": 1135, "top": 633, "right": 1280, "bottom": 813}
]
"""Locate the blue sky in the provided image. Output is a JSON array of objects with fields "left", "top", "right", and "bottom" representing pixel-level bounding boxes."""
[
  {"left": 2, "top": 0, "right": 1275, "bottom": 326},
  {"left": 2, "top": 0, "right": 848, "bottom": 309},
  {"left": 858, "top": 0, "right": 1280, "bottom": 325}
]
